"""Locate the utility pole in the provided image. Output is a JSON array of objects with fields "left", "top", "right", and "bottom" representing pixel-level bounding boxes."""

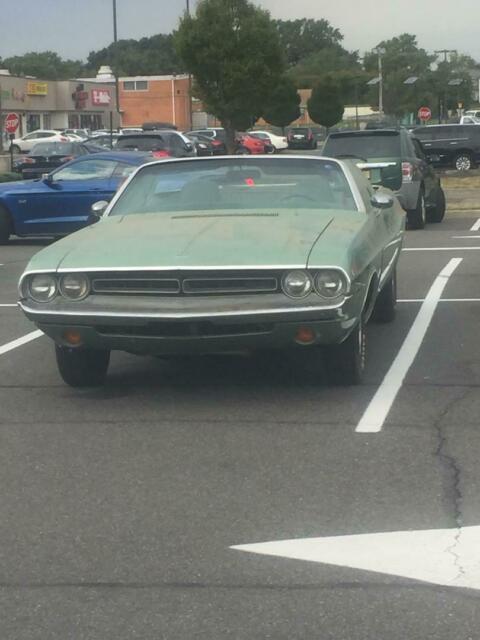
[
  {"left": 186, "top": 0, "right": 193, "bottom": 130},
  {"left": 434, "top": 50, "right": 457, "bottom": 123},
  {"left": 112, "top": 0, "right": 121, "bottom": 128},
  {"left": 376, "top": 47, "right": 386, "bottom": 116}
]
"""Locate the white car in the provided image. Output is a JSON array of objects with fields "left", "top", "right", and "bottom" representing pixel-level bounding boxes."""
[
  {"left": 10, "top": 130, "right": 70, "bottom": 153},
  {"left": 248, "top": 130, "right": 288, "bottom": 151}
]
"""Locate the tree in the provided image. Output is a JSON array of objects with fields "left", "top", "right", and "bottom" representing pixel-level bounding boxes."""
[
  {"left": 84, "top": 34, "right": 183, "bottom": 77},
  {"left": 274, "top": 19, "right": 344, "bottom": 67},
  {"left": 291, "top": 47, "right": 361, "bottom": 89},
  {"left": 262, "top": 78, "right": 301, "bottom": 130},
  {"left": 2, "top": 51, "right": 83, "bottom": 80},
  {"left": 175, "top": 0, "right": 285, "bottom": 152},
  {"left": 308, "top": 78, "right": 344, "bottom": 129}
]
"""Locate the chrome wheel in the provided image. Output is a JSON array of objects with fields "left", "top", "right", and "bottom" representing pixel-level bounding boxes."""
[{"left": 455, "top": 154, "right": 472, "bottom": 171}]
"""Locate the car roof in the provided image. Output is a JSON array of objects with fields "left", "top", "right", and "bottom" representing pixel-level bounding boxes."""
[
  {"left": 328, "top": 128, "right": 402, "bottom": 137},
  {"left": 73, "top": 151, "right": 152, "bottom": 164}
]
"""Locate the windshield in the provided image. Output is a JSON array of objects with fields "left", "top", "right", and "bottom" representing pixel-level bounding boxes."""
[
  {"left": 109, "top": 158, "right": 357, "bottom": 216},
  {"left": 324, "top": 133, "right": 401, "bottom": 158},
  {"left": 30, "top": 142, "right": 75, "bottom": 155}
]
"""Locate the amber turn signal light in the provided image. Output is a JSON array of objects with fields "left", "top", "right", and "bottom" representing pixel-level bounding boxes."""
[
  {"left": 294, "top": 327, "right": 316, "bottom": 345},
  {"left": 63, "top": 330, "right": 82, "bottom": 346}
]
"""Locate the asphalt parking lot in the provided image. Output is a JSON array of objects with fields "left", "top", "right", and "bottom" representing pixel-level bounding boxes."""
[{"left": 1, "top": 204, "right": 480, "bottom": 637}]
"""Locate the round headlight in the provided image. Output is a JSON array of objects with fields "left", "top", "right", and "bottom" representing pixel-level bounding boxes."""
[
  {"left": 28, "top": 274, "right": 57, "bottom": 303},
  {"left": 315, "top": 270, "right": 347, "bottom": 298},
  {"left": 59, "top": 274, "right": 90, "bottom": 301},
  {"left": 282, "top": 270, "right": 313, "bottom": 298}
]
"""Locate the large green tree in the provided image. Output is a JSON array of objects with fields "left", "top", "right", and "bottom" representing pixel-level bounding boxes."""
[
  {"left": 84, "top": 34, "right": 183, "bottom": 77},
  {"left": 291, "top": 47, "right": 361, "bottom": 89},
  {"left": 175, "top": 0, "right": 285, "bottom": 151},
  {"left": 262, "top": 78, "right": 301, "bottom": 130},
  {"left": 274, "top": 19, "right": 344, "bottom": 67},
  {"left": 308, "top": 78, "right": 345, "bottom": 129},
  {"left": 2, "top": 51, "right": 83, "bottom": 80}
]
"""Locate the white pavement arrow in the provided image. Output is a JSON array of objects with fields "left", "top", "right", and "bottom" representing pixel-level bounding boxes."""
[{"left": 232, "top": 527, "right": 480, "bottom": 591}]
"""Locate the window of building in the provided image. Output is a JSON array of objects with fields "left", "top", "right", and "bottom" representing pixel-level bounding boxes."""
[
  {"left": 27, "top": 114, "right": 41, "bottom": 132},
  {"left": 43, "top": 114, "right": 52, "bottom": 129},
  {"left": 123, "top": 80, "right": 148, "bottom": 91}
]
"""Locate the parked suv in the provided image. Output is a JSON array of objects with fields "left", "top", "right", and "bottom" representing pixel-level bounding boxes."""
[
  {"left": 116, "top": 131, "right": 196, "bottom": 158},
  {"left": 411, "top": 124, "right": 480, "bottom": 171},
  {"left": 322, "top": 128, "right": 445, "bottom": 229},
  {"left": 287, "top": 127, "right": 317, "bottom": 150}
]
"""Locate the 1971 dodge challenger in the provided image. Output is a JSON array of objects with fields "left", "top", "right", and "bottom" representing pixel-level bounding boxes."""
[{"left": 18, "top": 156, "right": 405, "bottom": 387}]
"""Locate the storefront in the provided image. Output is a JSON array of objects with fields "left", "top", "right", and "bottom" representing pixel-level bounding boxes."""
[{"left": 0, "top": 73, "right": 119, "bottom": 137}]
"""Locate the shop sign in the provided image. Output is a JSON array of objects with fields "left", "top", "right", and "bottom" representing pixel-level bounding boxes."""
[
  {"left": 0, "top": 88, "right": 26, "bottom": 102},
  {"left": 27, "top": 81, "right": 48, "bottom": 96},
  {"left": 72, "top": 84, "right": 88, "bottom": 110},
  {"left": 91, "top": 88, "right": 111, "bottom": 106}
]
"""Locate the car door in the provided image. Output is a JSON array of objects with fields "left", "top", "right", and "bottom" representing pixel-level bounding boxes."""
[{"left": 17, "top": 158, "right": 119, "bottom": 236}]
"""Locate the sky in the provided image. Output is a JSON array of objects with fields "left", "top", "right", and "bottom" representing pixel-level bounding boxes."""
[{"left": 1, "top": 0, "right": 479, "bottom": 62}]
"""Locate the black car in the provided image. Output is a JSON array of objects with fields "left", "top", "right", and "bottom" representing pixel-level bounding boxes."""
[
  {"left": 185, "top": 133, "right": 215, "bottom": 156},
  {"left": 323, "top": 128, "right": 445, "bottom": 229},
  {"left": 115, "top": 131, "right": 196, "bottom": 158},
  {"left": 411, "top": 124, "right": 480, "bottom": 171},
  {"left": 14, "top": 141, "right": 104, "bottom": 179},
  {"left": 287, "top": 127, "right": 318, "bottom": 150}
]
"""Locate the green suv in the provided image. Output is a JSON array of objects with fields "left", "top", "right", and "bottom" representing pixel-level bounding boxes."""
[{"left": 322, "top": 128, "right": 446, "bottom": 229}]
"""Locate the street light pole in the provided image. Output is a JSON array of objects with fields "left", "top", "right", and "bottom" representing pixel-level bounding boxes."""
[
  {"left": 186, "top": 0, "right": 193, "bottom": 130},
  {"left": 112, "top": 0, "right": 121, "bottom": 128},
  {"left": 377, "top": 47, "right": 386, "bottom": 115}
]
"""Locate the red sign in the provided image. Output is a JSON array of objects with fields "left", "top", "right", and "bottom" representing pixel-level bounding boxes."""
[
  {"left": 4, "top": 112, "right": 20, "bottom": 134},
  {"left": 92, "top": 89, "right": 111, "bottom": 106},
  {"left": 418, "top": 106, "right": 432, "bottom": 121}
]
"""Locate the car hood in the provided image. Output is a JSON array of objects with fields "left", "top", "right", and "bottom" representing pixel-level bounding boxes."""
[
  {"left": 0, "top": 179, "right": 42, "bottom": 192},
  {"left": 28, "top": 210, "right": 347, "bottom": 272}
]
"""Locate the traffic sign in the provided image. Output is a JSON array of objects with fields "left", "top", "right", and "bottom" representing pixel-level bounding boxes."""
[
  {"left": 418, "top": 106, "right": 432, "bottom": 121},
  {"left": 4, "top": 112, "right": 20, "bottom": 134}
]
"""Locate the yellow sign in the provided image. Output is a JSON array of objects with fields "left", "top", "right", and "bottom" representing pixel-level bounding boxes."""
[{"left": 27, "top": 81, "right": 48, "bottom": 96}]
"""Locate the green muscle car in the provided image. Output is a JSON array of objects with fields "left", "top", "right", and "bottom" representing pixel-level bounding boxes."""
[{"left": 18, "top": 156, "right": 405, "bottom": 387}]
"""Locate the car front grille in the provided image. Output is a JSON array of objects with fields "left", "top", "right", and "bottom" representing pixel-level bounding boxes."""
[
  {"left": 96, "top": 321, "right": 274, "bottom": 338},
  {"left": 90, "top": 271, "right": 280, "bottom": 296}
]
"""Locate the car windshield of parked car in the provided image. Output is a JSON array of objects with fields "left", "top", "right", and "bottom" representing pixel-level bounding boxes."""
[
  {"left": 324, "top": 132, "right": 401, "bottom": 158},
  {"left": 109, "top": 158, "right": 357, "bottom": 216},
  {"left": 30, "top": 142, "right": 76, "bottom": 156},
  {"left": 116, "top": 136, "right": 166, "bottom": 152}
]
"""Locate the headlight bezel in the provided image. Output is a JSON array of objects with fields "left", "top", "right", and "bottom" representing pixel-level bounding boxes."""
[
  {"left": 281, "top": 270, "right": 313, "bottom": 299},
  {"left": 314, "top": 269, "right": 349, "bottom": 299},
  {"left": 59, "top": 273, "right": 91, "bottom": 301},
  {"left": 27, "top": 273, "right": 58, "bottom": 303}
]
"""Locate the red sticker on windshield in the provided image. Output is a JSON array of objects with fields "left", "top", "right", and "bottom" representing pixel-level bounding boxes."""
[{"left": 245, "top": 178, "right": 255, "bottom": 186}]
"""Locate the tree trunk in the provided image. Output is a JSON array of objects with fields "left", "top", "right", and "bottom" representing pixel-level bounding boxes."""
[{"left": 223, "top": 121, "right": 236, "bottom": 155}]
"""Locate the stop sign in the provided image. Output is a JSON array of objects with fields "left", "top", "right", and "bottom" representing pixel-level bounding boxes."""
[
  {"left": 4, "top": 113, "right": 20, "bottom": 134},
  {"left": 418, "top": 106, "right": 432, "bottom": 122}
]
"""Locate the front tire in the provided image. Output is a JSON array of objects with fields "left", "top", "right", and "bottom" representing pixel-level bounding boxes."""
[
  {"left": 0, "top": 204, "right": 12, "bottom": 244},
  {"left": 427, "top": 188, "right": 446, "bottom": 223},
  {"left": 407, "top": 191, "right": 426, "bottom": 230},
  {"left": 372, "top": 268, "right": 397, "bottom": 323},
  {"left": 55, "top": 344, "right": 110, "bottom": 387},
  {"left": 323, "top": 318, "right": 366, "bottom": 385}
]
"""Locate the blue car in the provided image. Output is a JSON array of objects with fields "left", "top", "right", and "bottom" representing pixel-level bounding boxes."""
[{"left": 0, "top": 152, "right": 152, "bottom": 244}]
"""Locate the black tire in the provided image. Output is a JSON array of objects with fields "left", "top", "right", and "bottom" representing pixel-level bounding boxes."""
[
  {"left": 0, "top": 204, "right": 12, "bottom": 244},
  {"left": 407, "top": 190, "right": 426, "bottom": 230},
  {"left": 55, "top": 344, "right": 110, "bottom": 388},
  {"left": 372, "top": 268, "right": 397, "bottom": 323},
  {"left": 323, "top": 318, "right": 366, "bottom": 385},
  {"left": 454, "top": 153, "right": 473, "bottom": 171},
  {"left": 235, "top": 146, "right": 251, "bottom": 155},
  {"left": 10, "top": 145, "right": 21, "bottom": 154},
  {"left": 427, "top": 188, "right": 446, "bottom": 223}
]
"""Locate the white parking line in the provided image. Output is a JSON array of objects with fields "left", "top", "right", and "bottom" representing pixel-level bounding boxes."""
[
  {"left": 398, "top": 298, "right": 480, "bottom": 303},
  {"left": 0, "top": 330, "right": 43, "bottom": 357},
  {"left": 452, "top": 236, "right": 480, "bottom": 239},
  {"left": 403, "top": 247, "right": 480, "bottom": 252},
  {"left": 0, "top": 304, "right": 17, "bottom": 308},
  {"left": 356, "top": 258, "right": 462, "bottom": 434},
  {"left": 470, "top": 218, "right": 480, "bottom": 231}
]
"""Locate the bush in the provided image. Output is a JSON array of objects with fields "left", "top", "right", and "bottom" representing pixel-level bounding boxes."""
[{"left": 0, "top": 172, "right": 22, "bottom": 183}]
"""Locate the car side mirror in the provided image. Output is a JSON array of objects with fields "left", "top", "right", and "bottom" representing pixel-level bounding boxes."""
[
  {"left": 90, "top": 200, "right": 109, "bottom": 221},
  {"left": 42, "top": 173, "right": 52, "bottom": 183},
  {"left": 371, "top": 193, "right": 394, "bottom": 210}
]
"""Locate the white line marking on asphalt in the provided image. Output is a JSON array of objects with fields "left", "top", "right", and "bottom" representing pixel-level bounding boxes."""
[
  {"left": 0, "top": 304, "right": 17, "bottom": 307},
  {"left": 398, "top": 298, "right": 480, "bottom": 303},
  {"left": 231, "top": 525, "right": 480, "bottom": 591},
  {"left": 0, "top": 330, "right": 43, "bottom": 357},
  {"left": 470, "top": 218, "right": 480, "bottom": 231},
  {"left": 403, "top": 246, "right": 480, "bottom": 251},
  {"left": 356, "top": 258, "right": 462, "bottom": 434},
  {"left": 452, "top": 235, "right": 480, "bottom": 239}
]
